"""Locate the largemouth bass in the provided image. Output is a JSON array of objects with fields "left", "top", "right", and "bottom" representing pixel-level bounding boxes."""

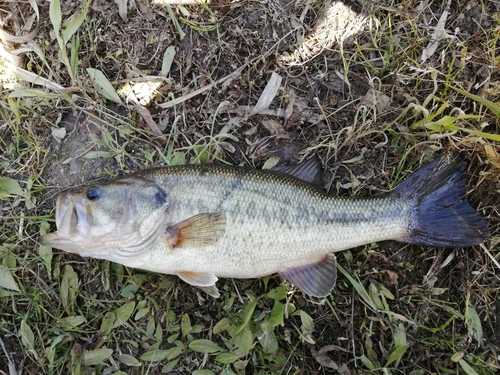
[{"left": 40, "top": 154, "right": 489, "bottom": 298}]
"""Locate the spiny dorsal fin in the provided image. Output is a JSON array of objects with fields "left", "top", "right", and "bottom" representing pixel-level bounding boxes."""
[
  {"left": 272, "top": 157, "right": 323, "bottom": 190},
  {"left": 279, "top": 253, "right": 337, "bottom": 297},
  {"left": 166, "top": 213, "right": 226, "bottom": 249}
]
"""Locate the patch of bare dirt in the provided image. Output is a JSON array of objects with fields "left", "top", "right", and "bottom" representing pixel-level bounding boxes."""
[{"left": 43, "top": 111, "right": 119, "bottom": 189}]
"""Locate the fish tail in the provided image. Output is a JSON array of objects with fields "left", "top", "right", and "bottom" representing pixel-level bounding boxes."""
[{"left": 394, "top": 154, "right": 489, "bottom": 247}]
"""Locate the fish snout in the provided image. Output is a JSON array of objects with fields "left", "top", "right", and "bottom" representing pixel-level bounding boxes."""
[{"left": 55, "top": 193, "right": 92, "bottom": 237}]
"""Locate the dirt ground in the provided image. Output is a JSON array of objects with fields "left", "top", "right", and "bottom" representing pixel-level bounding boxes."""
[{"left": 1, "top": 0, "right": 499, "bottom": 374}]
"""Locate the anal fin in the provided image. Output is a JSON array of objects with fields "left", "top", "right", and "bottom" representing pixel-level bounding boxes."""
[
  {"left": 177, "top": 271, "right": 218, "bottom": 287},
  {"left": 197, "top": 284, "right": 220, "bottom": 298},
  {"left": 177, "top": 271, "right": 220, "bottom": 298},
  {"left": 279, "top": 253, "right": 337, "bottom": 297},
  {"left": 166, "top": 213, "right": 226, "bottom": 249}
]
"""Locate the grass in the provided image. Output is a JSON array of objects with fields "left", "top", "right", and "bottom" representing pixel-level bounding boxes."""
[{"left": 1, "top": 0, "right": 499, "bottom": 374}]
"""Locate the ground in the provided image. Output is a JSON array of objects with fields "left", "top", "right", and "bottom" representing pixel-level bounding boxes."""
[{"left": 0, "top": 0, "right": 499, "bottom": 374}]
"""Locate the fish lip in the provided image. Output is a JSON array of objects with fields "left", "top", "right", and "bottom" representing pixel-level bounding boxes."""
[
  {"left": 74, "top": 200, "right": 91, "bottom": 236},
  {"left": 46, "top": 192, "right": 92, "bottom": 240},
  {"left": 40, "top": 231, "right": 79, "bottom": 249},
  {"left": 39, "top": 192, "right": 100, "bottom": 253},
  {"left": 54, "top": 193, "right": 75, "bottom": 238}
]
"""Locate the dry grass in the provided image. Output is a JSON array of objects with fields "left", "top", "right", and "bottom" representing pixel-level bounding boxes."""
[{"left": 1, "top": 0, "right": 499, "bottom": 374}]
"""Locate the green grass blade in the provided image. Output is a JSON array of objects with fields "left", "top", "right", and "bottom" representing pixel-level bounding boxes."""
[
  {"left": 233, "top": 298, "right": 258, "bottom": 335},
  {"left": 165, "top": 3, "right": 186, "bottom": 40},
  {"left": 160, "top": 45, "right": 176, "bottom": 77},
  {"left": 425, "top": 116, "right": 500, "bottom": 141},
  {"left": 49, "top": 0, "right": 62, "bottom": 35},
  {"left": 86, "top": 68, "right": 124, "bottom": 104},
  {"left": 0, "top": 264, "right": 20, "bottom": 292},
  {"left": 337, "top": 264, "right": 376, "bottom": 311},
  {"left": 62, "top": 0, "right": 91, "bottom": 43},
  {"left": 450, "top": 85, "right": 500, "bottom": 117},
  {"left": 459, "top": 359, "right": 481, "bottom": 375},
  {"left": 465, "top": 292, "right": 483, "bottom": 345}
]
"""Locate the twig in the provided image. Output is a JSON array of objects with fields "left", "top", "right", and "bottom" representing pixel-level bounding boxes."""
[{"left": 158, "top": 65, "right": 245, "bottom": 109}]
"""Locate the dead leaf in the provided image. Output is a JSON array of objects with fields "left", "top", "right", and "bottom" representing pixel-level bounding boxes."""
[
  {"left": 249, "top": 72, "right": 282, "bottom": 117},
  {"left": 114, "top": 0, "right": 128, "bottom": 21},
  {"left": 136, "top": 0, "right": 154, "bottom": 20},
  {"left": 285, "top": 98, "right": 311, "bottom": 128},
  {"left": 0, "top": 0, "right": 39, "bottom": 44},
  {"left": 283, "top": 88, "right": 295, "bottom": 125},
  {"left": 261, "top": 119, "right": 290, "bottom": 140},
  {"left": 421, "top": 0, "right": 452, "bottom": 62},
  {"left": 125, "top": 89, "right": 167, "bottom": 143},
  {"left": 159, "top": 66, "right": 244, "bottom": 109},
  {"left": 380, "top": 270, "right": 399, "bottom": 287},
  {"left": 360, "top": 88, "right": 391, "bottom": 112},
  {"left": 484, "top": 144, "right": 500, "bottom": 168},
  {"left": 310, "top": 345, "right": 351, "bottom": 374}
]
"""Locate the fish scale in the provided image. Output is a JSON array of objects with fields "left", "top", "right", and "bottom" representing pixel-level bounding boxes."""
[{"left": 41, "top": 155, "right": 489, "bottom": 298}]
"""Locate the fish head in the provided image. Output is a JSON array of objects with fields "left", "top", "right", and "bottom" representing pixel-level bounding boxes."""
[{"left": 40, "top": 176, "right": 170, "bottom": 260}]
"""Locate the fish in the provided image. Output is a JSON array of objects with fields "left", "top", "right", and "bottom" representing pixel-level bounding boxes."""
[{"left": 40, "top": 154, "right": 489, "bottom": 298}]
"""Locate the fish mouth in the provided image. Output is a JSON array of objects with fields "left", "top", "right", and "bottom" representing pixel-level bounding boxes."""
[
  {"left": 40, "top": 193, "right": 93, "bottom": 252},
  {"left": 55, "top": 193, "right": 91, "bottom": 237}
]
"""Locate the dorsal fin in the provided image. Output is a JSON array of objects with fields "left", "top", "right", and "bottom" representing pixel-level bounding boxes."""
[{"left": 272, "top": 157, "right": 323, "bottom": 190}]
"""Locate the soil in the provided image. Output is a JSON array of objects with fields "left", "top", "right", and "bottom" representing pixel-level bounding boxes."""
[{"left": 43, "top": 110, "right": 119, "bottom": 189}]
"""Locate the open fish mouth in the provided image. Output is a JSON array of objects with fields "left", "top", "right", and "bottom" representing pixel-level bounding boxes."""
[
  {"left": 40, "top": 192, "right": 94, "bottom": 251},
  {"left": 54, "top": 193, "right": 91, "bottom": 238}
]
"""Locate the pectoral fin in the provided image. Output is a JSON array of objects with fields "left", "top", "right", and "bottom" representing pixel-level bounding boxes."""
[
  {"left": 177, "top": 271, "right": 220, "bottom": 298},
  {"left": 279, "top": 253, "right": 337, "bottom": 297},
  {"left": 166, "top": 213, "right": 226, "bottom": 249}
]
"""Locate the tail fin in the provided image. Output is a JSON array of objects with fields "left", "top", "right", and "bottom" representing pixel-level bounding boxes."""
[{"left": 393, "top": 154, "right": 489, "bottom": 247}]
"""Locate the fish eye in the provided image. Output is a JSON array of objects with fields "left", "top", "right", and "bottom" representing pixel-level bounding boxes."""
[{"left": 86, "top": 186, "right": 102, "bottom": 201}]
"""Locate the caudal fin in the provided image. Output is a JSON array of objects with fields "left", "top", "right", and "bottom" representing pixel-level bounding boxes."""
[{"left": 393, "top": 154, "right": 489, "bottom": 247}]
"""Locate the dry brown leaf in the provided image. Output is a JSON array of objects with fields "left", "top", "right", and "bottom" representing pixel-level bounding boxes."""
[
  {"left": 249, "top": 72, "right": 282, "bottom": 117},
  {"left": 126, "top": 90, "right": 166, "bottom": 143},
  {"left": 136, "top": 0, "right": 154, "bottom": 20},
  {"left": 0, "top": 0, "right": 39, "bottom": 43},
  {"left": 261, "top": 119, "right": 290, "bottom": 140},
  {"left": 114, "top": 0, "right": 129, "bottom": 21},
  {"left": 159, "top": 66, "right": 245, "bottom": 109},
  {"left": 360, "top": 88, "right": 391, "bottom": 112},
  {"left": 283, "top": 88, "right": 295, "bottom": 125},
  {"left": 310, "top": 345, "right": 352, "bottom": 374},
  {"left": 421, "top": 0, "right": 452, "bottom": 62}
]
